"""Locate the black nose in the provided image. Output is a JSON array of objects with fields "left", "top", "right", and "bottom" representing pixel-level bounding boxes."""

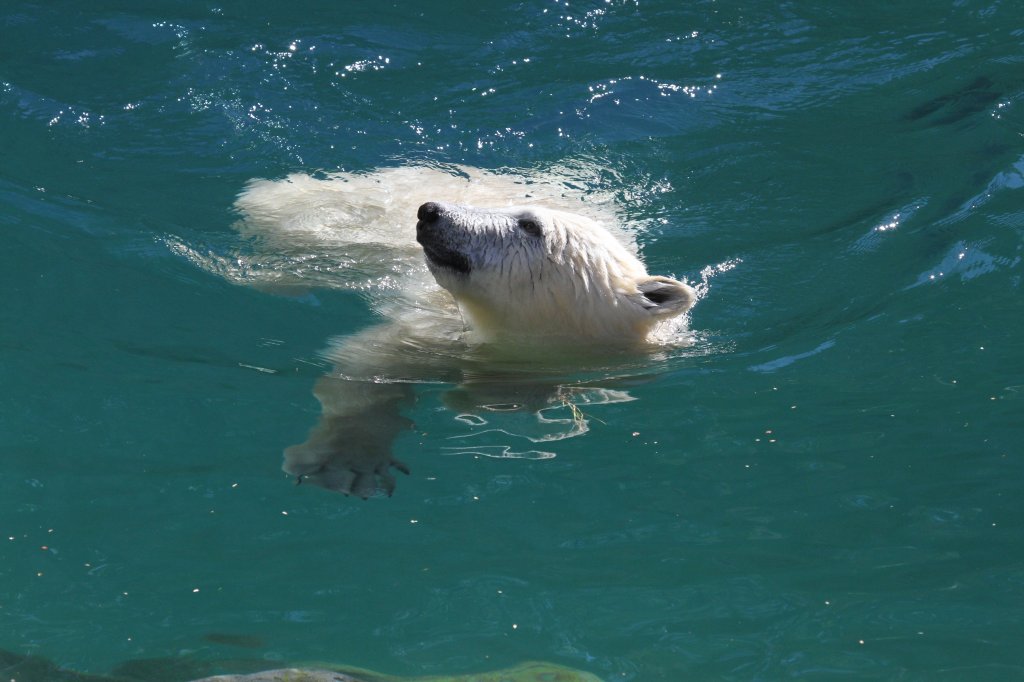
[{"left": 417, "top": 202, "right": 441, "bottom": 223}]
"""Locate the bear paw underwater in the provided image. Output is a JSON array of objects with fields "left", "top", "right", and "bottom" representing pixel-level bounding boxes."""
[{"left": 222, "top": 166, "right": 698, "bottom": 498}]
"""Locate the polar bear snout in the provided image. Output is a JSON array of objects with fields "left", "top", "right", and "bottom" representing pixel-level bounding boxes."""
[
  {"left": 417, "top": 201, "right": 442, "bottom": 223},
  {"left": 415, "top": 201, "right": 445, "bottom": 247},
  {"left": 417, "top": 202, "right": 472, "bottom": 275},
  {"left": 415, "top": 201, "right": 447, "bottom": 241}
]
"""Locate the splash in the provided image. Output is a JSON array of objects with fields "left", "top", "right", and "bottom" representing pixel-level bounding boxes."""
[{"left": 692, "top": 257, "right": 742, "bottom": 302}]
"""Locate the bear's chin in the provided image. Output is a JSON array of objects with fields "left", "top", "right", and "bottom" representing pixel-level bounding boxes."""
[{"left": 419, "top": 238, "right": 471, "bottom": 275}]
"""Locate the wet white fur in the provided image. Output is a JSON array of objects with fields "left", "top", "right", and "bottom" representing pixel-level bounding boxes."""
[
  {"left": 202, "top": 165, "right": 697, "bottom": 493},
  {"left": 419, "top": 202, "right": 694, "bottom": 344},
  {"left": 226, "top": 165, "right": 693, "bottom": 349}
]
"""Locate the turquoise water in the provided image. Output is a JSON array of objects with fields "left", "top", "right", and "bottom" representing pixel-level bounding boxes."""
[{"left": 2, "top": 1, "right": 1023, "bottom": 680}]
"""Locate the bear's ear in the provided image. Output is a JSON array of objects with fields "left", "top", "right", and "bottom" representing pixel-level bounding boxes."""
[{"left": 634, "top": 276, "right": 696, "bottom": 317}]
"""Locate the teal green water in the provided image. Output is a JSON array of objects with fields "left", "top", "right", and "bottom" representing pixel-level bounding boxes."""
[{"left": 2, "top": 2, "right": 1023, "bottom": 680}]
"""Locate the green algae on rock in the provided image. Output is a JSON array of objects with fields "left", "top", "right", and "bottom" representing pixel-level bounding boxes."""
[{"left": 190, "top": 661, "right": 604, "bottom": 682}]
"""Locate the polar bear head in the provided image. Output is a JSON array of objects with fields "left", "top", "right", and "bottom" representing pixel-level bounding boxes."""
[{"left": 416, "top": 201, "right": 695, "bottom": 345}]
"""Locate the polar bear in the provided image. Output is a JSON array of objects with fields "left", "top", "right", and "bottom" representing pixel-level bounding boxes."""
[{"left": 188, "top": 165, "right": 696, "bottom": 497}]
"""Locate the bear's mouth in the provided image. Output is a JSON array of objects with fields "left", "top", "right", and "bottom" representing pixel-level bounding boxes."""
[
  {"left": 419, "top": 239, "right": 471, "bottom": 275},
  {"left": 419, "top": 241, "right": 471, "bottom": 274}
]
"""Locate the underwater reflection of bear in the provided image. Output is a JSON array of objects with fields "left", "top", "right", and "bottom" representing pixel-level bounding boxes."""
[
  {"left": 204, "top": 166, "right": 696, "bottom": 498},
  {"left": 286, "top": 364, "right": 647, "bottom": 498}
]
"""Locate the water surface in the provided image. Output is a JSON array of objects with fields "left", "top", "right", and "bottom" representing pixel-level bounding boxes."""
[{"left": 2, "top": 1, "right": 1023, "bottom": 680}]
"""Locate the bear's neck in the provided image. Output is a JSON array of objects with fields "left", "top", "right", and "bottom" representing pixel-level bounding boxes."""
[{"left": 454, "top": 297, "right": 654, "bottom": 349}]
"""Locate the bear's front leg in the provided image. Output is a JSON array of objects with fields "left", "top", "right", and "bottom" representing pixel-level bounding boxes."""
[{"left": 284, "top": 377, "right": 413, "bottom": 498}]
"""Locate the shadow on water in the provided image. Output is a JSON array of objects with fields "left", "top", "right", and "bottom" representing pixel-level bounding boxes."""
[{"left": 904, "top": 75, "right": 1001, "bottom": 126}]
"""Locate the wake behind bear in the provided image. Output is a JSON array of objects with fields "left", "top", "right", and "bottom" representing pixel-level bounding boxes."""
[{"left": 226, "top": 166, "right": 696, "bottom": 497}]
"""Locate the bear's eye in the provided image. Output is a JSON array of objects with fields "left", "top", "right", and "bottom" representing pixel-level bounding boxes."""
[{"left": 517, "top": 218, "right": 543, "bottom": 237}]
